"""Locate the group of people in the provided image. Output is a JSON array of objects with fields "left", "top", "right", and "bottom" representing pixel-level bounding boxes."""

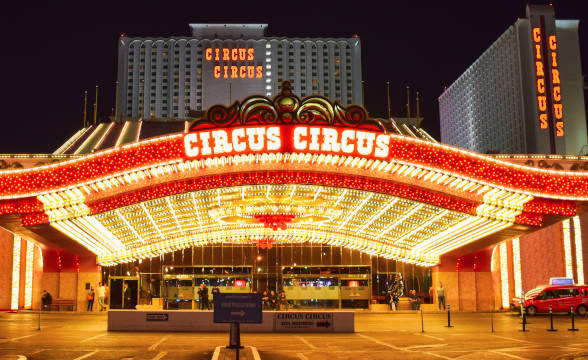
[
  {"left": 197, "top": 283, "right": 221, "bottom": 310},
  {"left": 260, "top": 289, "right": 288, "bottom": 310},
  {"left": 86, "top": 282, "right": 109, "bottom": 311},
  {"left": 384, "top": 276, "right": 447, "bottom": 312}
]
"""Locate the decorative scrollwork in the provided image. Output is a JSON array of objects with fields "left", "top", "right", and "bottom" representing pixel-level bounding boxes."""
[
  {"left": 189, "top": 81, "right": 386, "bottom": 132},
  {"left": 241, "top": 97, "right": 279, "bottom": 125}
]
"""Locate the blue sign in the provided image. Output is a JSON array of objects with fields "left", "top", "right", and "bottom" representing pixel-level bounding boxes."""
[
  {"left": 550, "top": 277, "right": 574, "bottom": 285},
  {"left": 213, "top": 293, "right": 262, "bottom": 324}
]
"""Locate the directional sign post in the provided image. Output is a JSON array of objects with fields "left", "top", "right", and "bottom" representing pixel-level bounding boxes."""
[{"left": 214, "top": 293, "right": 262, "bottom": 360}]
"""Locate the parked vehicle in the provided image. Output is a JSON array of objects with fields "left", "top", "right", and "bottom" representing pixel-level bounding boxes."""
[{"left": 510, "top": 285, "right": 588, "bottom": 316}]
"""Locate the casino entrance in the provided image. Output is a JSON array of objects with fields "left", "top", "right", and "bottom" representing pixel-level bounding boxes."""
[{"left": 103, "top": 243, "right": 431, "bottom": 310}]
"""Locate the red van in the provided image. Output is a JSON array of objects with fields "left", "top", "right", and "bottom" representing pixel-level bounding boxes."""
[{"left": 511, "top": 285, "right": 588, "bottom": 316}]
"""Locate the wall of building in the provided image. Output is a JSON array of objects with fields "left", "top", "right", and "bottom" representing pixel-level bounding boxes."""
[
  {"left": 42, "top": 249, "right": 100, "bottom": 311},
  {"left": 433, "top": 248, "right": 494, "bottom": 311}
]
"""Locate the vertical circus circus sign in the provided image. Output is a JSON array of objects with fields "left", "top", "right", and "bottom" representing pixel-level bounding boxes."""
[{"left": 531, "top": 26, "right": 563, "bottom": 137}]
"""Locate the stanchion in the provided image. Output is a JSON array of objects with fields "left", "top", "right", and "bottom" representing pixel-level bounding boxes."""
[
  {"left": 228, "top": 322, "right": 244, "bottom": 359},
  {"left": 445, "top": 304, "right": 453, "bottom": 328},
  {"left": 491, "top": 302, "right": 494, "bottom": 333},
  {"left": 547, "top": 305, "right": 557, "bottom": 332},
  {"left": 568, "top": 305, "right": 579, "bottom": 332},
  {"left": 38, "top": 307, "right": 41, "bottom": 331},
  {"left": 421, "top": 308, "right": 424, "bottom": 333},
  {"left": 519, "top": 311, "right": 528, "bottom": 332}
]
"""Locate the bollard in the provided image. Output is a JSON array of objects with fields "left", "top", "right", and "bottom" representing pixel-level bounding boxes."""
[
  {"left": 421, "top": 308, "right": 424, "bottom": 333},
  {"left": 547, "top": 305, "right": 557, "bottom": 332},
  {"left": 568, "top": 305, "right": 579, "bottom": 332},
  {"left": 445, "top": 304, "right": 454, "bottom": 328},
  {"left": 519, "top": 310, "right": 528, "bottom": 332}
]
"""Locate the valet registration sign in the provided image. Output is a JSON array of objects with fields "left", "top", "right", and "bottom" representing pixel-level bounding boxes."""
[{"left": 275, "top": 312, "right": 335, "bottom": 332}]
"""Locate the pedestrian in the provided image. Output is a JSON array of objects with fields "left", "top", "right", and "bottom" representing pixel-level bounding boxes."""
[
  {"left": 269, "top": 290, "right": 278, "bottom": 310},
  {"left": 408, "top": 289, "right": 417, "bottom": 310},
  {"left": 96, "top": 282, "right": 106, "bottom": 311},
  {"left": 261, "top": 290, "right": 269, "bottom": 310},
  {"left": 197, "top": 283, "right": 210, "bottom": 310},
  {"left": 211, "top": 285, "right": 220, "bottom": 308},
  {"left": 437, "top": 283, "right": 446, "bottom": 310},
  {"left": 123, "top": 283, "right": 133, "bottom": 309},
  {"left": 385, "top": 291, "right": 392, "bottom": 311},
  {"left": 87, "top": 286, "right": 95, "bottom": 311},
  {"left": 278, "top": 290, "right": 288, "bottom": 311},
  {"left": 41, "top": 290, "right": 52, "bottom": 310}
]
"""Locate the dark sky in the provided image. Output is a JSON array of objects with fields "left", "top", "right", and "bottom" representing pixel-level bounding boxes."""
[{"left": 0, "top": 0, "right": 586, "bottom": 153}]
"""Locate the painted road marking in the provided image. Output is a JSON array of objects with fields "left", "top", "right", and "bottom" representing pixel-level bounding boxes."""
[
  {"left": 489, "top": 350, "right": 527, "bottom": 359},
  {"left": 421, "top": 334, "right": 444, "bottom": 341},
  {"left": 72, "top": 350, "right": 98, "bottom": 360},
  {"left": 492, "top": 335, "right": 532, "bottom": 343},
  {"left": 151, "top": 350, "right": 168, "bottom": 360},
  {"left": 212, "top": 346, "right": 221, "bottom": 360},
  {"left": 405, "top": 344, "right": 448, "bottom": 350},
  {"left": 358, "top": 333, "right": 453, "bottom": 360},
  {"left": 296, "top": 353, "right": 310, "bottom": 360},
  {"left": 80, "top": 333, "right": 106, "bottom": 343},
  {"left": 295, "top": 336, "right": 317, "bottom": 350},
  {"left": 250, "top": 346, "right": 261, "bottom": 360},
  {"left": 148, "top": 335, "right": 170, "bottom": 351},
  {"left": 0, "top": 333, "right": 39, "bottom": 344}
]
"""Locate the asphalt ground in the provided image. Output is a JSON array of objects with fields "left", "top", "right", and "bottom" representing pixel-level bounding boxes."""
[{"left": 0, "top": 310, "right": 587, "bottom": 359}]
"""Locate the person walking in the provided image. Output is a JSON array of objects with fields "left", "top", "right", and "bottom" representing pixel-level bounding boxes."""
[
  {"left": 123, "top": 283, "right": 133, "bottom": 309},
  {"left": 269, "top": 290, "right": 278, "bottom": 310},
  {"left": 278, "top": 290, "right": 288, "bottom": 311},
  {"left": 41, "top": 290, "right": 52, "bottom": 310},
  {"left": 198, "top": 283, "right": 210, "bottom": 310},
  {"left": 96, "top": 282, "right": 106, "bottom": 311},
  {"left": 437, "top": 283, "right": 446, "bottom": 310},
  {"left": 87, "top": 286, "right": 95, "bottom": 311},
  {"left": 211, "top": 285, "right": 220, "bottom": 309}
]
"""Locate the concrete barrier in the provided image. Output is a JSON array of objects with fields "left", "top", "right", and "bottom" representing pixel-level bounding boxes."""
[{"left": 107, "top": 310, "right": 354, "bottom": 332}]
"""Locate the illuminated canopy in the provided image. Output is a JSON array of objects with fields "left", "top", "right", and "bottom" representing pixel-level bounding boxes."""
[{"left": 1, "top": 86, "right": 587, "bottom": 266}]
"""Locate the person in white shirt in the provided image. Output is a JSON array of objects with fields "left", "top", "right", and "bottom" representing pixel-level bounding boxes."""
[{"left": 96, "top": 282, "right": 107, "bottom": 311}]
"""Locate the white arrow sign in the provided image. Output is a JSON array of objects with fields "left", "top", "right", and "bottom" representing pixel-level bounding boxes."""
[{"left": 230, "top": 310, "right": 245, "bottom": 317}]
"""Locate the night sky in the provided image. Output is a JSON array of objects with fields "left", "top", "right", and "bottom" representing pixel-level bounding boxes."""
[{"left": 0, "top": 1, "right": 586, "bottom": 153}]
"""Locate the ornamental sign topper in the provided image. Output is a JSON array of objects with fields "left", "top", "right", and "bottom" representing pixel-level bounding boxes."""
[{"left": 184, "top": 81, "right": 387, "bottom": 160}]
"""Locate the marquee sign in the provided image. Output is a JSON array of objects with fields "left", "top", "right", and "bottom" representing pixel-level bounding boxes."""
[{"left": 183, "top": 125, "right": 390, "bottom": 160}]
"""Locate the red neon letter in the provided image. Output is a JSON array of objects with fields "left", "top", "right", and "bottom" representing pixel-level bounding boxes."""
[
  {"left": 205, "top": 48, "right": 212, "bottom": 61},
  {"left": 532, "top": 28, "right": 541, "bottom": 43},
  {"left": 548, "top": 35, "right": 557, "bottom": 50},
  {"left": 539, "top": 114, "right": 548, "bottom": 129},
  {"left": 256, "top": 66, "right": 263, "bottom": 78},
  {"left": 551, "top": 69, "right": 560, "bottom": 84},
  {"left": 553, "top": 86, "right": 561, "bottom": 102},
  {"left": 247, "top": 48, "right": 254, "bottom": 61},
  {"left": 535, "top": 62, "right": 544, "bottom": 77},
  {"left": 537, "top": 79, "right": 545, "bottom": 94},
  {"left": 222, "top": 48, "right": 230, "bottom": 61},
  {"left": 556, "top": 122, "right": 564, "bottom": 137},
  {"left": 213, "top": 66, "right": 221, "bottom": 78},
  {"left": 537, "top": 96, "right": 547, "bottom": 111},
  {"left": 553, "top": 104, "right": 563, "bottom": 120}
]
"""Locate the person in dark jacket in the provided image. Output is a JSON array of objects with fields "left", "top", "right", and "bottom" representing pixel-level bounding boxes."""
[
  {"left": 41, "top": 290, "right": 52, "bottom": 310},
  {"left": 197, "top": 283, "right": 210, "bottom": 310}
]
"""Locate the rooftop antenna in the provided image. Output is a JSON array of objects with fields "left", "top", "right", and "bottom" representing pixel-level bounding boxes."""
[
  {"left": 406, "top": 86, "right": 411, "bottom": 123},
  {"left": 361, "top": 80, "right": 365, "bottom": 106},
  {"left": 416, "top": 91, "right": 421, "bottom": 128},
  {"left": 93, "top": 85, "right": 98, "bottom": 126},
  {"left": 114, "top": 81, "right": 119, "bottom": 122},
  {"left": 386, "top": 82, "right": 391, "bottom": 120},
  {"left": 83, "top": 91, "right": 88, "bottom": 128}
]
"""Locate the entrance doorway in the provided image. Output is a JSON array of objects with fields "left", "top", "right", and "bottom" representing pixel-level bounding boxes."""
[{"left": 109, "top": 276, "right": 139, "bottom": 309}]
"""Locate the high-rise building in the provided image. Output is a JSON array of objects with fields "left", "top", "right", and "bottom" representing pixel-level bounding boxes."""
[
  {"left": 116, "top": 24, "right": 362, "bottom": 120},
  {"left": 439, "top": 5, "right": 586, "bottom": 155}
]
